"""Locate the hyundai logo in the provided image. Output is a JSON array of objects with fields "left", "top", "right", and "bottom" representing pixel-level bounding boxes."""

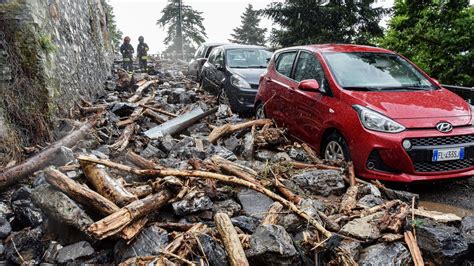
[{"left": 436, "top": 122, "right": 453, "bottom": 133}]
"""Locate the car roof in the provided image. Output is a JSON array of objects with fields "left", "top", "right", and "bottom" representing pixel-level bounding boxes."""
[
  {"left": 276, "top": 44, "right": 395, "bottom": 54},
  {"left": 201, "top": 42, "right": 228, "bottom": 47},
  {"left": 219, "top": 44, "right": 269, "bottom": 50}
]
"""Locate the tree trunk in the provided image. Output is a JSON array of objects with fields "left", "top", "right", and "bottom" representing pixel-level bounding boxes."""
[{"left": 214, "top": 213, "right": 249, "bottom": 266}]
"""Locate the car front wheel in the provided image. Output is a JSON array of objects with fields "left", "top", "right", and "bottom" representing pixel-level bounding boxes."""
[
  {"left": 255, "top": 103, "right": 266, "bottom": 119},
  {"left": 323, "top": 132, "right": 350, "bottom": 162}
]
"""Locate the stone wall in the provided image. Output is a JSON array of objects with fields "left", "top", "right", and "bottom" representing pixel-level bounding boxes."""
[{"left": 0, "top": 0, "right": 113, "bottom": 152}]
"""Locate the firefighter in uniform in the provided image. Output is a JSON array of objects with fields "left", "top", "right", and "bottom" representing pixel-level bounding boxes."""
[
  {"left": 137, "top": 36, "right": 149, "bottom": 71},
  {"left": 120, "top": 36, "right": 134, "bottom": 71}
]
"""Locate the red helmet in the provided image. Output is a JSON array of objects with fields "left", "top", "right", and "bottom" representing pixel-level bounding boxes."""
[{"left": 124, "top": 36, "right": 131, "bottom": 43}]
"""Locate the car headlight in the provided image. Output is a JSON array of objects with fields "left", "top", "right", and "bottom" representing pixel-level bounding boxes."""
[
  {"left": 231, "top": 74, "right": 251, "bottom": 89},
  {"left": 353, "top": 105, "right": 405, "bottom": 133}
]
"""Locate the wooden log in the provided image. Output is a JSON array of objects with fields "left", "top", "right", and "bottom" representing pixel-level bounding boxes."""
[
  {"left": 126, "top": 151, "right": 163, "bottom": 169},
  {"left": 87, "top": 189, "right": 174, "bottom": 239},
  {"left": 404, "top": 231, "right": 424, "bottom": 266},
  {"left": 140, "top": 104, "right": 178, "bottom": 118},
  {"left": 262, "top": 202, "right": 283, "bottom": 225},
  {"left": 153, "top": 222, "right": 195, "bottom": 231},
  {"left": 208, "top": 119, "right": 273, "bottom": 143},
  {"left": 144, "top": 109, "right": 166, "bottom": 124},
  {"left": 80, "top": 161, "right": 137, "bottom": 207},
  {"left": 126, "top": 184, "right": 153, "bottom": 198},
  {"left": 0, "top": 117, "right": 98, "bottom": 188},
  {"left": 120, "top": 217, "right": 149, "bottom": 241},
  {"left": 339, "top": 185, "right": 359, "bottom": 214},
  {"left": 128, "top": 80, "right": 158, "bottom": 103},
  {"left": 286, "top": 161, "right": 341, "bottom": 170},
  {"left": 44, "top": 167, "right": 120, "bottom": 214},
  {"left": 301, "top": 143, "right": 324, "bottom": 164},
  {"left": 118, "top": 92, "right": 156, "bottom": 127},
  {"left": 109, "top": 123, "right": 136, "bottom": 152},
  {"left": 273, "top": 175, "right": 302, "bottom": 205},
  {"left": 347, "top": 162, "right": 357, "bottom": 186},
  {"left": 214, "top": 213, "right": 249, "bottom": 266},
  {"left": 317, "top": 211, "right": 341, "bottom": 232},
  {"left": 77, "top": 156, "right": 334, "bottom": 238},
  {"left": 412, "top": 208, "right": 462, "bottom": 223}
]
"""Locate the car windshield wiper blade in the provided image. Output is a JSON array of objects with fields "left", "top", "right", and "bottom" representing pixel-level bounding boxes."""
[
  {"left": 342, "top": 86, "right": 379, "bottom": 91},
  {"left": 376, "top": 85, "right": 432, "bottom": 91}
]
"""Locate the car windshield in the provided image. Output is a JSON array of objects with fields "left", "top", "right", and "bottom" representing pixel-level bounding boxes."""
[
  {"left": 226, "top": 49, "right": 272, "bottom": 68},
  {"left": 323, "top": 52, "right": 436, "bottom": 91}
]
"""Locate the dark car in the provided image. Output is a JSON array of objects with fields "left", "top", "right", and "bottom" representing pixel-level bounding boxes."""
[
  {"left": 187, "top": 43, "right": 226, "bottom": 81},
  {"left": 255, "top": 44, "right": 474, "bottom": 183},
  {"left": 200, "top": 44, "right": 273, "bottom": 114}
]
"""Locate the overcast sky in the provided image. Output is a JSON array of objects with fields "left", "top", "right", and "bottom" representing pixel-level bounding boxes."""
[{"left": 109, "top": 0, "right": 279, "bottom": 54}]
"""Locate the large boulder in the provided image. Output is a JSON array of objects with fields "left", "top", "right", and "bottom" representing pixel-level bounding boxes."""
[
  {"left": 114, "top": 225, "right": 169, "bottom": 263},
  {"left": 246, "top": 224, "right": 298, "bottom": 265},
  {"left": 292, "top": 169, "right": 345, "bottom": 196},
  {"left": 417, "top": 219, "right": 469, "bottom": 265},
  {"left": 237, "top": 189, "right": 274, "bottom": 219},
  {"left": 358, "top": 242, "right": 411, "bottom": 266}
]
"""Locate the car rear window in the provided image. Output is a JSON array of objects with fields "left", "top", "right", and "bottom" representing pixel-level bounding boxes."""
[{"left": 276, "top": 52, "right": 297, "bottom": 78}]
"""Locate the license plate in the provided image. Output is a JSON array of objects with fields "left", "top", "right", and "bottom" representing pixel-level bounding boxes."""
[{"left": 432, "top": 147, "right": 464, "bottom": 162}]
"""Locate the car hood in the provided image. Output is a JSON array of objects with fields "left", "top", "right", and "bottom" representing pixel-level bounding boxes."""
[
  {"left": 346, "top": 88, "right": 472, "bottom": 127},
  {"left": 230, "top": 68, "right": 267, "bottom": 85}
]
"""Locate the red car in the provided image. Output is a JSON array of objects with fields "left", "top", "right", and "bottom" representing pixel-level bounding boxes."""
[{"left": 255, "top": 44, "right": 474, "bottom": 182}]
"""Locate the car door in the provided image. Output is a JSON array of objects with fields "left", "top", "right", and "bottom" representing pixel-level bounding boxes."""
[
  {"left": 290, "top": 51, "right": 331, "bottom": 147},
  {"left": 201, "top": 48, "right": 219, "bottom": 93},
  {"left": 266, "top": 51, "right": 298, "bottom": 128}
]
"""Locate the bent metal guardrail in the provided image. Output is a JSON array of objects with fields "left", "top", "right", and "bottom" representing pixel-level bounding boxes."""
[{"left": 442, "top": 84, "right": 474, "bottom": 105}]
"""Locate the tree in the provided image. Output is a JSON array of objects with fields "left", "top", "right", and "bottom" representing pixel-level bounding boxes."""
[
  {"left": 379, "top": 0, "right": 473, "bottom": 86},
  {"left": 229, "top": 4, "right": 267, "bottom": 45},
  {"left": 157, "top": 0, "right": 207, "bottom": 58},
  {"left": 102, "top": 0, "right": 123, "bottom": 52},
  {"left": 262, "top": 0, "right": 386, "bottom": 47}
]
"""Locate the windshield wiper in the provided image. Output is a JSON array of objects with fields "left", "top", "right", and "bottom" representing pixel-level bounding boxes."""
[
  {"left": 375, "top": 85, "right": 433, "bottom": 91},
  {"left": 342, "top": 86, "right": 379, "bottom": 91}
]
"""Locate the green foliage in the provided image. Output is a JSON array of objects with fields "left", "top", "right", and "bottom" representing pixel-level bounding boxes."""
[
  {"left": 262, "top": 0, "right": 387, "bottom": 48},
  {"left": 157, "top": 0, "right": 207, "bottom": 57},
  {"left": 102, "top": 0, "right": 123, "bottom": 51},
  {"left": 38, "top": 34, "right": 56, "bottom": 54},
  {"left": 379, "top": 0, "right": 473, "bottom": 86},
  {"left": 229, "top": 4, "right": 267, "bottom": 46},
  {"left": 411, "top": 219, "right": 424, "bottom": 228}
]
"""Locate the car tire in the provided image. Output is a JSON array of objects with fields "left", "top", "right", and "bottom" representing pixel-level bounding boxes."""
[
  {"left": 322, "top": 132, "right": 350, "bottom": 162},
  {"left": 255, "top": 103, "right": 266, "bottom": 119}
]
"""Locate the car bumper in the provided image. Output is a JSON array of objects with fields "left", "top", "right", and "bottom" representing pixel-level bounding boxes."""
[
  {"left": 350, "top": 126, "right": 474, "bottom": 183},
  {"left": 227, "top": 84, "right": 258, "bottom": 113}
]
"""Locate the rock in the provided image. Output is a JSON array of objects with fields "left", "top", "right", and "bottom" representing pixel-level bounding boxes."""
[
  {"left": 359, "top": 242, "right": 411, "bottom": 266},
  {"left": 198, "top": 234, "right": 229, "bottom": 266},
  {"left": 51, "top": 146, "right": 75, "bottom": 167},
  {"left": 417, "top": 220, "right": 469, "bottom": 264},
  {"left": 223, "top": 135, "right": 242, "bottom": 154},
  {"left": 114, "top": 225, "right": 169, "bottom": 263},
  {"left": 278, "top": 198, "right": 324, "bottom": 233},
  {"left": 5, "top": 227, "right": 43, "bottom": 264},
  {"left": 231, "top": 216, "right": 261, "bottom": 233},
  {"left": 292, "top": 169, "right": 345, "bottom": 196},
  {"left": 0, "top": 202, "right": 13, "bottom": 219},
  {"left": 254, "top": 149, "right": 276, "bottom": 162},
  {"left": 11, "top": 186, "right": 43, "bottom": 228},
  {"left": 0, "top": 244, "right": 3, "bottom": 257},
  {"left": 212, "top": 199, "right": 241, "bottom": 217},
  {"left": 237, "top": 189, "right": 274, "bottom": 219},
  {"left": 246, "top": 224, "right": 298, "bottom": 265},
  {"left": 172, "top": 196, "right": 213, "bottom": 216},
  {"left": 339, "top": 239, "right": 362, "bottom": 261},
  {"left": 55, "top": 241, "right": 94, "bottom": 263},
  {"left": 271, "top": 152, "right": 292, "bottom": 163},
  {"left": 187, "top": 122, "right": 210, "bottom": 135},
  {"left": 288, "top": 147, "right": 309, "bottom": 162},
  {"left": 340, "top": 212, "right": 383, "bottom": 241},
  {"left": 357, "top": 194, "right": 384, "bottom": 208},
  {"left": 241, "top": 132, "right": 254, "bottom": 160},
  {"left": 158, "top": 135, "right": 177, "bottom": 153},
  {"left": 0, "top": 217, "right": 11, "bottom": 239},
  {"left": 208, "top": 145, "right": 237, "bottom": 161},
  {"left": 111, "top": 102, "right": 136, "bottom": 117},
  {"left": 462, "top": 216, "right": 474, "bottom": 245},
  {"left": 140, "top": 143, "right": 166, "bottom": 159},
  {"left": 42, "top": 241, "right": 63, "bottom": 263},
  {"left": 216, "top": 104, "right": 232, "bottom": 119}
]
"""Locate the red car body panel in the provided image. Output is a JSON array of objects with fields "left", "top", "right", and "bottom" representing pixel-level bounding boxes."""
[{"left": 255, "top": 44, "right": 474, "bottom": 183}]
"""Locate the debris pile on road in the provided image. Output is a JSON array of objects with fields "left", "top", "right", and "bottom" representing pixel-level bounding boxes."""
[{"left": 0, "top": 61, "right": 472, "bottom": 265}]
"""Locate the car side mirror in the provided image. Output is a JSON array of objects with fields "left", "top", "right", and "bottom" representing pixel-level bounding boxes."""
[{"left": 298, "top": 79, "right": 321, "bottom": 92}]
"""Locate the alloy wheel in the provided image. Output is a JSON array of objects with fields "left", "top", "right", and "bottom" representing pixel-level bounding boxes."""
[
  {"left": 218, "top": 88, "right": 230, "bottom": 105},
  {"left": 256, "top": 104, "right": 265, "bottom": 119},
  {"left": 324, "top": 141, "right": 345, "bottom": 161}
]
